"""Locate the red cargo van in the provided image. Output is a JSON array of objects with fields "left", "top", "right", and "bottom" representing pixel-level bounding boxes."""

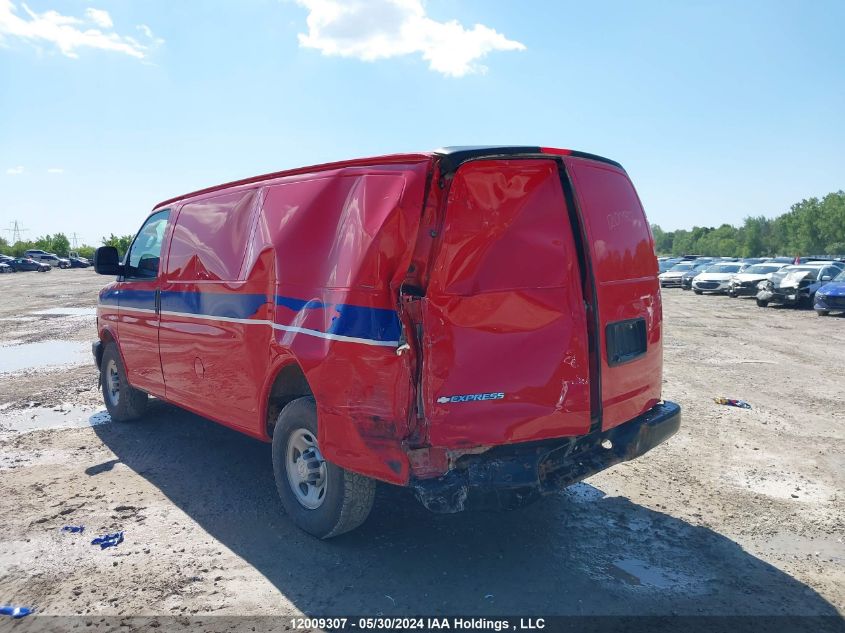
[{"left": 93, "top": 146, "right": 680, "bottom": 538}]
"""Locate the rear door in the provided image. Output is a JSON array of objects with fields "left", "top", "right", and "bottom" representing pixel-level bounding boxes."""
[
  {"left": 563, "top": 157, "right": 662, "bottom": 430},
  {"left": 421, "top": 158, "right": 592, "bottom": 448}
]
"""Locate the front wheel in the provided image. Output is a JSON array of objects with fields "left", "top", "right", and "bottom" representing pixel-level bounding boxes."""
[
  {"left": 272, "top": 397, "right": 375, "bottom": 539},
  {"left": 816, "top": 310, "right": 829, "bottom": 316},
  {"left": 100, "top": 343, "right": 148, "bottom": 422},
  {"left": 756, "top": 299, "right": 769, "bottom": 307},
  {"left": 693, "top": 289, "right": 703, "bottom": 295}
]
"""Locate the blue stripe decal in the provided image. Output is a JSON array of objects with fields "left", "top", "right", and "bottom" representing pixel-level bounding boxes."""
[
  {"left": 161, "top": 291, "right": 266, "bottom": 320},
  {"left": 275, "top": 296, "right": 331, "bottom": 312},
  {"left": 275, "top": 295, "right": 400, "bottom": 343},
  {"left": 99, "top": 288, "right": 157, "bottom": 310},
  {"left": 99, "top": 288, "right": 400, "bottom": 343},
  {"left": 321, "top": 302, "right": 400, "bottom": 343}
]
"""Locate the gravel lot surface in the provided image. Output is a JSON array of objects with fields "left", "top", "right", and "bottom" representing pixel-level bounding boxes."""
[{"left": 0, "top": 270, "right": 842, "bottom": 625}]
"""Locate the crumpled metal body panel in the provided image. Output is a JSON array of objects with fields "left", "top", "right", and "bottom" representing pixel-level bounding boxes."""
[
  {"left": 422, "top": 159, "right": 592, "bottom": 448},
  {"left": 251, "top": 162, "right": 432, "bottom": 483}
]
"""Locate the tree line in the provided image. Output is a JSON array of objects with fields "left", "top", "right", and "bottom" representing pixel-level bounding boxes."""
[
  {"left": 652, "top": 191, "right": 845, "bottom": 257},
  {"left": 0, "top": 233, "right": 133, "bottom": 260}
]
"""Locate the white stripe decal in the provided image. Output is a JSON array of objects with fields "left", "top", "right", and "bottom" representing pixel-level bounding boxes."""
[{"left": 158, "top": 309, "right": 399, "bottom": 348}]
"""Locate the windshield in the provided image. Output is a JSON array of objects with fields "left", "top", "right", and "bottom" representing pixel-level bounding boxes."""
[
  {"left": 834, "top": 270, "right": 845, "bottom": 282},
  {"left": 744, "top": 264, "right": 782, "bottom": 275},
  {"left": 705, "top": 264, "right": 742, "bottom": 274}
]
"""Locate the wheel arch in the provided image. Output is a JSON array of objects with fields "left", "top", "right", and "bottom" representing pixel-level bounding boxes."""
[{"left": 261, "top": 357, "right": 314, "bottom": 441}]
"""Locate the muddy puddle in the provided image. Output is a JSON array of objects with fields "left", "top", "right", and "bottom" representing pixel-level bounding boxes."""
[
  {"left": 0, "top": 405, "right": 110, "bottom": 435},
  {"left": 0, "top": 340, "right": 91, "bottom": 373},
  {"left": 607, "top": 558, "right": 696, "bottom": 589},
  {"left": 31, "top": 308, "right": 97, "bottom": 317}
]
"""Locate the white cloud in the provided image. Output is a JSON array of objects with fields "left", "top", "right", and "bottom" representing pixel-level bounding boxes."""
[
  {"left": 47, "top": 167, "right": 64, "bottom": 173},
  {"left": 6, "top": 166, "right": 25, "bottom": 175},
  {"left": 0, "top": 1, "right": 162, "bottom": 59},
  {"left": 137, "top": 24, "right": 163, "bottom": 46},
  {"left": 84, "top": 8, "right": 112, "bottom": 29},
  {"left": 295, "top": 0, "right": 525, "bottom": 77}
]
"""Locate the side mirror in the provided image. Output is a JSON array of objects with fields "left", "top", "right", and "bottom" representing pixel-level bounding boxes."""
[
  {"left": 93, "top": 246, "right": 124, "bottom": 276},
  {"left": 821, "top": 275, "right": 832, "bottom": 282}
]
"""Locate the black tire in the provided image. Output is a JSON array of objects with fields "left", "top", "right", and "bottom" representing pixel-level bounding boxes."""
[
  {"left": 728, "top": 291, "right": 737, "bottom": 298},
  {"left": 272, "top": 397, "right": 375, "bottom": 539},
  {"left": 693, "top": 289, "right": 703, "bottom": 295},
  {"left": 100, "top": 343, "right": 148, "bottom": 422},
  {"left": 816, "top": 310, "right": 829, "bottom": 316},
  {"left": 756, "top": 299, "right": 769, "bottom": 307}
]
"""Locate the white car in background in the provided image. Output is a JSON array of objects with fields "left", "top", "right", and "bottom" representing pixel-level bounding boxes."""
[
  {"left": 728, "top": 262, "right": 790, "bottom": 297},
  {"left": 659, "top": 261, "right": 698, "bottom": 288},
  {"left": 692, "top": 262, "right": 747, "bottom": 295}
]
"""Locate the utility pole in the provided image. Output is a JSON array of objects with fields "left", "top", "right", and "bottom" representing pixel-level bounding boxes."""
[
  {"left": 71, "top": 232, "right": 80, "bottom": 249},
  {"left": 3, "top": 221, "right": 29, "bottom": 244}
]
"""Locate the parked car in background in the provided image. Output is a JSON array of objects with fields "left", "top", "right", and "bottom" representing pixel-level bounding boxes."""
[
  {"left": 41, "top": 254, "right": 71, "bottom": 269},
  {"left": 728, "top": 262, "right": 790, "bottom": 297},
  {"left": 68, "top": 255, "right": 91, "bottom": 268},
  {"left": 680, "top": 260, "right": 715, "bottom": 290},
  {"left": 658, "top": 258, "right": 683, "bottom": 273},
  {"left": 767, "top": 257, "right": 796, "bottom": 264},
  {"left": 9, "top": 257, "right": 50, "bottom": 272},
  {"left": 756, "top": 263, "right": 841, "bottom": 308},
  {"left": 813, "top": 269, "right": 845, "bottom": 316},
  {"left": 24, "top": 249, "right": 71, "bottom": 269},
  {"left": 0, "top": 262, "right": 14, "bottom": 273},
  {"left": 659, "top": 262, "right": 698, "bottom": 288},
  {"left": 691, "top": 263, "right": 746, "bottom": 294}
]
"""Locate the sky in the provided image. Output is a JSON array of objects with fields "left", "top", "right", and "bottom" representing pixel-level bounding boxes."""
[{"left": 1, "top": 0, "right": 843, "bottom": 245}]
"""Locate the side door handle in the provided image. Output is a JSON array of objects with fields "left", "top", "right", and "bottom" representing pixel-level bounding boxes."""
[{"left": 155, "top": 289, "right": 161, "bottom": 315}]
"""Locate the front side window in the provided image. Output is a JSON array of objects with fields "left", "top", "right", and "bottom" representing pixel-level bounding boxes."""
[{"left": 126, "top": 210, "right": 170, "bottom": 279}]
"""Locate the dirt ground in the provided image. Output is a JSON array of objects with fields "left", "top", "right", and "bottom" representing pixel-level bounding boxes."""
[{"left": 0, "top": 270, "right": 843, "bottom": 624}]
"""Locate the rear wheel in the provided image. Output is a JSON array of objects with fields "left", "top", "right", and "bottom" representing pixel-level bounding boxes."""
[
  {"left": 693, "top": 289, "right": 703, "bottom": 295},
  {"left": 816, "top": 310, "right": 829, "bottom": 316},
  {"left": 272, "top": 397, "right": 375, "bottom": 539},
  {"left": 756, "top": 299, "right": 769, "bottom": 307},
  {"left": 100, "top": 343, "right": 148, "bottom": 422}
]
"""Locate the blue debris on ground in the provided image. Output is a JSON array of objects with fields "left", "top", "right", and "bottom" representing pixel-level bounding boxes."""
[
  {"left": 61, "top": 525, "right": 85, "bottom": 533},
  {"left": 91, "top": 531, "right": 124, "bottom": 549},
  {"left": 0, "top": 606, "right": 32, "bottom": 618},
  {"left": 714, "top": 397, "right": 752, "bottom": 409}
]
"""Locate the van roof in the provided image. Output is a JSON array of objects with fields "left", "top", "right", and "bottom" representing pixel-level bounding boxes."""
[{"left": 154, "top": 145, "right": 623, "bottom": 210}]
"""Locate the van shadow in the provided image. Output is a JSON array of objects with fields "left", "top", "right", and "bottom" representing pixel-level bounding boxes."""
[{"left": 91, "top": 404, "right": 839, "bottom": 617}]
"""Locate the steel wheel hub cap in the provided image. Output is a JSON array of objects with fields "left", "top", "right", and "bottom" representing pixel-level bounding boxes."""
[
  {"left": 285, "top": 428, "right": 327, "bottom": 509},
  {"left": 106, "top": 359, "right": 120, "bottom": 406}
]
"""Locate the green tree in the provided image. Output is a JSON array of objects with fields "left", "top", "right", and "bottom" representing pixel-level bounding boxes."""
[
  {"left": 51, "top": 233, "right": 71, "bottom": 256},
  {"left": 101, "top": 234, "right": 134, "bottom": 257}
]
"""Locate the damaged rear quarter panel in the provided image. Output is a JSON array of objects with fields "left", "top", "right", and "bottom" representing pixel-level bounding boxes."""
[{"left": 253, "top": 162, "right": 431, "bottom": 484}]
